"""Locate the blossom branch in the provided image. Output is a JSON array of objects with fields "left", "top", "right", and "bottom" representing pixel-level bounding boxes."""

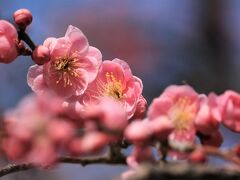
[
  {"left": 128, "top": 163, "right": 240, "bottom": 180},
  {"left": 0, "top": 155, "right": 126, "bottom": 177},
  {"left": 18, "top": 29, "right": 36, "bottom": 51},
  {"left": 200, "top": 145, "right": 240, "bottom": 166}
]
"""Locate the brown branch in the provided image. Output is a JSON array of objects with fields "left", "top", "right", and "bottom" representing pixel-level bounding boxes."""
[
  {"left": 201, "top": 145, "right": 240, "bottom": 166},
  {"left": 128, "top": 163, "right": 240, "bottom": 180},
  {"left": 0, "top": 163, "right": 35, "bottom": 177},
  {"left": 18, "top": 29, "right": 36, "bottom": 51},
  {"left": 0, "top": 155, "right": 126, "bottom": 178}
]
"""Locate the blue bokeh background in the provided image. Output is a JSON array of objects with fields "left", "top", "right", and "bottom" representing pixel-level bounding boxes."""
[{"left": 1, "top": 0, "right": 240, "bottom": 179}]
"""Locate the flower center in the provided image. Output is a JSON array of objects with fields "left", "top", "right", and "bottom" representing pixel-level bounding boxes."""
[
  {"left": 104, "top": 72, "right": 123, "bottom": 99},
  {"left": 53, "top": 56, "right": 80, "bottom": 87},
  {"left": 169, "top": 97, "right": 196, "bottom": 130},
  {"left": 96, "top": 72, "right": 123, "bottom": 100}
]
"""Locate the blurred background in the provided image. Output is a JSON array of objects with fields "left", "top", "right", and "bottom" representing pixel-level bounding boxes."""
[{"left": 0, "top": 0, "right": 240, "bottom": 179}]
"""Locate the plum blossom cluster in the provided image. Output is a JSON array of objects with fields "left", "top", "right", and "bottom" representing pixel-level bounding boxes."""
[{"left": 0, "top": 8, "right": 239, "bottom": 179}]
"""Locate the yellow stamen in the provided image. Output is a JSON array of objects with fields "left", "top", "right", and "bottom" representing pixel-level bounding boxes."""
[
  {"left": 170, "top": 97, "right": 196, "bottom": 130},
  {"left": 53, "top": 55, "right": 81, "bottom": 87},
  {"left": 93, "top": 72, "right": 123, "bottom": 100}
]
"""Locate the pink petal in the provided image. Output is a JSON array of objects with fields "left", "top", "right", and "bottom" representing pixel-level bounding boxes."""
[
  {"left": 50, "top": 37, "right": 71, "bottom": 59},
  {"left": 133, "top": 76, "right": 143, "bottom": 97},
  {"left": 113, "top": 58, "right": 132, "bottom": 81},
  {"left": 65, "top": 25, "right": 89, "bottom": 56},
  {"left": 32, "top": 74, "right": 48, "bottom": 94},
  {"left": 43, "top": 37, "right": 57, "bottom": 50},
  {"left": 99, "top": 61, "right": 125, "bottom": 86},
  {"left": 87, "top": 46, "right": 102, "bottom": 65},
  {"left": 79, "top": 48, "right": 102, "bottom": 82},
  {"left": 27, "top": 65, "right": 44, "bottom": 89},
  {"left": 123, "top": 81, "right": 138, "bottom": 119},
  {"left": 46, "top": 68, "right": 88, "bottom": 97},
  {"left": 148, "top": 96, "right": 173, "bottom": 120}
]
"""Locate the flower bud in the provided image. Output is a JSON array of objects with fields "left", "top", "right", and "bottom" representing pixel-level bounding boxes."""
[
  {"left": 233, "top": 145, "right": 240, "bottom": 158},
  {"left": 125, "top": 121, "right": 153, "bottom": 144},
  {"left": 31, "top": 45, "right": 50, "bottom": 65},
  {"left": 13, "top": 9, "right": 33, "bottom": 29},
  {"left": 0, "top": 20, "right": 18, "bottom": 63},
  {"left": 150, "top": 116, "right": 174, "bottom": 142},
  {"left": 200, "top": 131, "right": 223, "bottom": 147},
  {"left": 188, "top": 149, "right": 207, "bottom": 164}
]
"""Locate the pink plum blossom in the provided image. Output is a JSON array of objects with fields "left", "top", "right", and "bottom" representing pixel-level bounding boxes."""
[
  {"left": 69, "top": 131, "right": 109, "bottom": 155},
  {"left": 125, "top": 120, "right": 153, "bottom": 145},
  {"left": 149, "top": 116, "right": 174, "bottom": 142},
  {"left": 81, "top": 59, "right": 143, "bottom": 119},
  {"left": 130, "top": 95, "right": 148, "bottom": 120},
  {"left": 218, "top": 90, "right": 240, "bottom": 132},
  {"left": 194, "top": 93, "right": 220, "bottom": 135},
  {"left": 27, "top": 25, "right": 102, "bottom": 98},
  {"left": 0, "top": 20, "right": 18, "bottom": 63},
  {"left": 3, "top": 93, "right": 74, "bottom": 166},
  {"left": 148, "top": 85, "right": 200, "bottom": 147},
  {"left": 83, "top": 97, "right": 128, "bottom": 132}
]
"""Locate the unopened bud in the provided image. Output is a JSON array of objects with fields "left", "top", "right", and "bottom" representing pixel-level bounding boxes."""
[
  {"left": 188, "top": 150, "right": 207, "bottom": 164},
  {"left": 233, "top": 145, "right": 240, "bottom": 158},
  {"left": 125, "top": 121, "right": 153, "bottom": 144},
  {"left": 13, "top": 9, "right": 33, "bottom": 29},
  {"left": 31, "top": 45, "right": 50, "bottom": 65}
]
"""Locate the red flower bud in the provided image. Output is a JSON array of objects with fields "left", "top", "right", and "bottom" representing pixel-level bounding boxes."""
[
  {"left": 188, "top": 150, "right": 207, "bottom": 164},
  {"left": 31, "top": 45, "right": 50, "bottom": 65},
  {"left": 13, "top": 9, "right": 33, "bottom": 29}
]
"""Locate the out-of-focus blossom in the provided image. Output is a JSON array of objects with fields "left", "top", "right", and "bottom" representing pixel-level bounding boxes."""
[
  {"left": 149, "top": 116, "right": 174, "bottom": 142},
  {"left": 82, "top": 59, "right": 143, "bottom": 119},
  {"left": 218, "top": 90, "right": 240, "bottom": 132},
  {"left": 31, "top": 45, "right": 50, "bottom": 65},
  {"left": 69, "top": 131, "right": 109, "bottom": 155},
  {"left": 13, "top": 9, "right": 32, "bottom": 29},
  {"left": 3, "top": 93, "right": 74, "bottom": 166},
  {"left": 148, "top": 85, "right": 200, "bottom": 148},
  {"left": 83, "top": 98, "right": 128, "bottom": 132},
  {"left": 188, "top": 149, "right": 207, "bottom": 164},
  {"left": 130, "top": 95, "right": 148, "bottom": 120},
  {"left": 27, "top": 25, "right": 102, "bottom": 98},
  {"left": 124, "top": 120, "right": 153, "bottom": 145},
  {"left": 199, "top": 130, "right": 223, "bottom": 147},
  {"left": 0, "top": 20, "right": 18, "bottom": 63},
  {"left": 122, "top": 146, "right": 154, "bottom": 180},
  {"left": 127, "top": 146, "right": 154, "bottom": 168},
  {"left": 194, "top": 93, "right": 220, "bottom": 135}
]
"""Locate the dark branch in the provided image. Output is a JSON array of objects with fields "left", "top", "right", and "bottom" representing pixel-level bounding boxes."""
[
  {"left": 0, "top": 163, "right": 35, "bottom": 177},
  {"left": 18, "top": 29, "right": 36, "bottom": 51},
  {"left": 0, "top": 155, "right": 126, "bottom": 178},
  {"left": 128, "top": 163, "right": 240, "bottom": 180}
]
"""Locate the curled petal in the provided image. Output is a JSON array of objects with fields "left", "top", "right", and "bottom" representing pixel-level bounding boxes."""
[
  {"left": 65, "top": 25, "right": 89, "bottom": 56},
  {"left": 50, "top": 37, "right": 71, "bottom": 59}
]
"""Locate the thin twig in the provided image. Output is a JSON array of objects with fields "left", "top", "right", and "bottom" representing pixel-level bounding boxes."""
[
  {"left": 18, "top": 29, "right": 36, "bottom": 51},
  {"left": 0, "top": 155, "right": 126, "bottom": 178},
  {"left": 201, "top": 145, "right": 240, "bottom": 166}
]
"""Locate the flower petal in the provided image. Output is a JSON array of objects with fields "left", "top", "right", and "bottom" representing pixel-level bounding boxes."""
[
  {"left": 50, "top": 37, "right": 71, "bottom": 59},
  {"left": 65, "top": 25, "right": 89, "bottom": 56},
  {"left": 27, "top": 65, "right": 44, "bottom": 89}
]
